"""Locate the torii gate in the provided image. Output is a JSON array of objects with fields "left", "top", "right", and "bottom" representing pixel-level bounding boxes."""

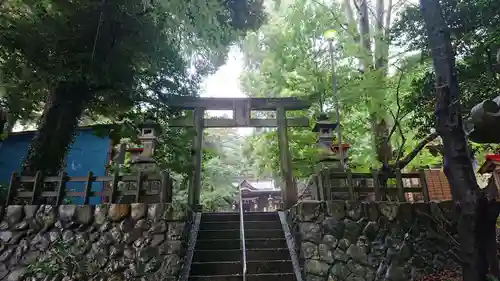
[{"left": 165, "top": 96, "right": 311, "bottom": 210}]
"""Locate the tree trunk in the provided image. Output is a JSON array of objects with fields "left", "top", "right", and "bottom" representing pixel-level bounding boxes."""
[
  {"left": 357, "top": 0, "right": 372, "bottom": 71},
  {"left": 0, "top": 108, "right": 6, "bottom": 134},
  {"left": 22, "top": 81, "right": 92, "bottom": 176},
  {"left": 355, "top": 0, "right": 393, "bottom": 167},
  {"left": 371, "top": 116, "right": 392, "bottom": 165},
  {"left": 420, "top": 0, "right": 498, "bottom": 279}
]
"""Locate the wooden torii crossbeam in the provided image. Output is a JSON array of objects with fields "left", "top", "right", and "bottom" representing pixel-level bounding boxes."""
[
  {"left": 164, "top": 96, "right": 311, "bottom": 210},
  {"left": 167, "top": 97, "right": 310, "bottom": 128}
]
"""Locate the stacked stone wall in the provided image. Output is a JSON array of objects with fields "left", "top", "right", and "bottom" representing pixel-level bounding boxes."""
[
  {"left": 288, "top": 200, "right": 460, "bottom": 281},
  {"left": 0, "top": 204, "right": 191, "bottom": 281}
]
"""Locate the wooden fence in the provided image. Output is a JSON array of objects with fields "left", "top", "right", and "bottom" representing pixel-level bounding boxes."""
[
  {"left": 3, "top": 170, "right": 173, "bottom": 205},
  {"left": 303, "top": 168, "right": 430, "bottom": 202}
]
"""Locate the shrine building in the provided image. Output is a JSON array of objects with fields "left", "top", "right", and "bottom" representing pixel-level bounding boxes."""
[{"left": 232, "top": 180, "right": 282, "bottom": 212}]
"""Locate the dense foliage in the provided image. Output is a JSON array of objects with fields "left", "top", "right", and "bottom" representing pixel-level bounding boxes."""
[
  {"left": 0, "top": 0, "right": 265, "bottom": 176},
  {"left": 156, "top": 126, "right": 254, "bottom": 211},
  {"left": 239, "top": 0, "right": 442, "bottom": 177},
  {"left": 392, "top": 0, "right": 500, "bottom": 137}
]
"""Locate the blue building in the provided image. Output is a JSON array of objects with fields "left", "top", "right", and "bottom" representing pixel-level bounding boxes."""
[{"left": 0, "top": 127, "right": 111, "bottom": 204}]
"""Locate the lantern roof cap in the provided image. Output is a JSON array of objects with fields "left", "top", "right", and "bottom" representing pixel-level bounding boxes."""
[
  {"left": 312, "top": 113, "right": 338, "bottom": 132},
  {"left": 138, "top": 119, "right": 162, "bottom": 135},
  {"left": 139, "top": 119, "right": 160, "bottom": 128}
]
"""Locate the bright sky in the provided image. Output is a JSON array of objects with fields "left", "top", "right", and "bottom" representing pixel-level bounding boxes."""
[{"left": 200, "top": 46, "right": 253, "bottom": 135}]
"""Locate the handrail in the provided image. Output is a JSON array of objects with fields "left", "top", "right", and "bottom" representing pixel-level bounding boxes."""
[{"left": 238, "top": 187, "right": 247, "bottom": 281}]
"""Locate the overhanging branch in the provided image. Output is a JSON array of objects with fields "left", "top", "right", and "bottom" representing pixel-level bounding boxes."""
[{"left": 391, "top": 131, "right": 439, "bottom": 169}]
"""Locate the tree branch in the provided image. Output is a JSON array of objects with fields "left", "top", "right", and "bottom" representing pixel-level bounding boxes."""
[
  {"left": 395, "top": 113, "right": 406, "bottom": 162},
  {"left": 387, "top": 68, "right": 405, "bottom": 142},
  {"left": 388, "top": 108, "right": 407, "bottom": 162},
  {"left": 352, "top": 0, "right": 361, "bottom": 12},
  {"left": 391, "top": 131, "right": 439, "bottom": 169},
  {"left": 311, "top": 0, "right": 359, "bottom": 42}
]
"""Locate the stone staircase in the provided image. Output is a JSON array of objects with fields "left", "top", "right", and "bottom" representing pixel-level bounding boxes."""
[{"left": 188, "top": 212, "right": 296, "bottom": 281}]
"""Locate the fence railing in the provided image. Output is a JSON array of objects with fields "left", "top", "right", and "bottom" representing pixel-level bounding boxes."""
[
  {"left": 3, "top": 170, "right": 173, "bottom": 205},
  {"left": 306, "top": 168, "right": 430, "bottom": 202}
]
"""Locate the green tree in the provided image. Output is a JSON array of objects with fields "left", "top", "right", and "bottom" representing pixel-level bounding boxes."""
[
  {"left": 392, "top": 0, "right": 500, "bottom": 137},
  {"left": 0, "top": 0, "right": 265, "bottom": 176},
  {"left": 240, "top": 0, "right": 441, "bottom": 178}
]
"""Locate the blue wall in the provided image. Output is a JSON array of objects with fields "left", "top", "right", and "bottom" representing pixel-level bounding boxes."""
[{"left": 0, "top": 128, "right": 110, "bottom": 204}]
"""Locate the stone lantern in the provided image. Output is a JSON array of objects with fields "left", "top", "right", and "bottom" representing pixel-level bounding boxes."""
[
  {"left": 128, "top": 119, "right": 161, "bottom": 172},
  {"left": 312, "top": 113, "right": 351, "bottom": 200},
  {"left": 312, "top": 113, "right": 349, "bottom": 169},
  {"left": 139, "top": 119, "right": 161, "bottom": 157}
]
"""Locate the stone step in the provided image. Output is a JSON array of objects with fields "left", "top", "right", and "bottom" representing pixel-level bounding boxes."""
[
  {"left": 190, "top": 260, "right": 294, "bottom": 276},
  {"left": 188, "top": 273, "right": 296, "bottom": 281},
  {"left": 193, "top": 248, "right": 291, "bottom": 262},
  {"left": 199, "top": 220, "right": 282, "bottom": 231},
  {"left": 195, "top": 238, "right": 288, "bottom": 250},
  {"left": 201, "top": 213, "right": 240, "bottom": 222},
  {"left": 244, "top": 212, "right": 280, "bottom": 222},
  {"left": 197, "top": 229, "right": 284, "bottom": 240},
  {"left": 201, "top": 212, "right": 280, "bottom": 222}
]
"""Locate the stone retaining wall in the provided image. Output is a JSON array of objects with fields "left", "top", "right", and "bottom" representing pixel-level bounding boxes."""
[
  {"left": 288, "top": 200, "right": 460, "bottom": 281},
  {"left": 0, "top": 204, "right": 191, "bottom": 281}
]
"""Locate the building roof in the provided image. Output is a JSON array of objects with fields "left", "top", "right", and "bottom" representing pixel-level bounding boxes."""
[
  {"left": 479, "top": 154, "right": 500, "bottom": 174},
  {"left": 231, "top": 180, "right": 281, "bottom": 196},
  {"left": 237, "top": 179, "right": 278, "bottom": 191},
  {"left": 8, "top": 124, "right": 113, "bottom": 136}
]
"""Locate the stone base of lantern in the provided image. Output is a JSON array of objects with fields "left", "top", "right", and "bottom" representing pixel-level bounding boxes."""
[
  {"left": 316, "top": 159, "right": 350, "bottom": 200},
  {"left": 318, "top": 159, "right": 343, "bottom": 169},
  {"left": 131, "top": 161, "right": 158, "bottom": 173},
  {"left": 116, "top": 157, "right": 160, "bottom": 204},
  {"left": 130, "top": 154, "right": 159, "bottom": 173}
]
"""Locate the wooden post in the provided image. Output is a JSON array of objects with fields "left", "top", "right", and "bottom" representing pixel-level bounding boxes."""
[
  {"left": 5, "top": 173, "right": 19, "bottom": 205},
  {"left": 316, "top": 170, "right": 325, "bottom": 201},
  {"left": 160, "top": 171, "right": 173, "bottom": 203},
  {"left": 313, "top": 175, "right": 321, "bottom": 201},
  {"left": 346, "top": 169, "right": 354, "bottom": 200},
  {"left": 55, "top": 172, "right": 68, "bottom": 205},
  {"left": 30, "top": 171, "right": 44, "bottom": 205},
  {"left": 189, "top": 107, "right": 204, "bottom": 209},
  {"left": 276, "top": 107, "right": 297, "bottom": 209},
  {"left": 116, "top": 143, "right": 126, "bottom": 165},
  {"left": 371, "top": 169, "right": 382, "bottom": 201},
  {"left": 326, "top": 168, "right": 333, "bottom": 201},
  {"left": 109, "top": 143, "right": 125, "bottom": 203},
  {"left": 135, "top": 171, "right": 144, "bottom": 203},
  {"left": 110, "top": 169, "right": 120, "bottom": 203},
  {"left": 82, "top": 172, "right": 93, "bottom": 204},
  {"left": 308, "top": 175, "right": 319, "bottom": 200},
  {"left": 419, "top": 169, "right": 430, "bottom": 202},
  {"left": 395, "top": 168, "right": 405, "bottom": 202}
]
